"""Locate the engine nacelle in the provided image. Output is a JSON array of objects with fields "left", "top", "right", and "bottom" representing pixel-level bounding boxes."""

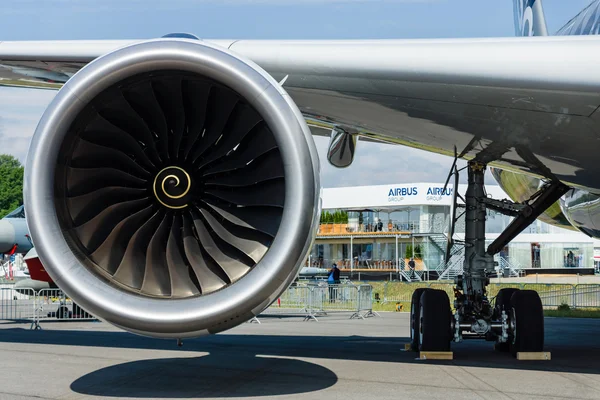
[
  {"left": 490, "top": 167, "right": 600, "bottom": 239},
  {"left": 24, "top": 39, "right": 321, "bottom": 338},
  {"left": 559, "top": 189, "right": 600, "bottom": 239},
  {"left": 489, "top": 167, "right": 576, "bottom": 231}
]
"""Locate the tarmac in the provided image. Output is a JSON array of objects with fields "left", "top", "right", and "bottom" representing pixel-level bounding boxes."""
[{"left": 1, "top": 312, "right": 600, "bottom": 400}]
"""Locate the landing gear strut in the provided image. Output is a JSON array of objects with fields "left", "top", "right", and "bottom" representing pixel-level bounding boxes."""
[{"left": 412, "top": 161, "right": 568, "bottom": 356}]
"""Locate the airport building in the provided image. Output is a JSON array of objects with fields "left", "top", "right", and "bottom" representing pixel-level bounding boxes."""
[{"left": 309, "top": 182, "right": 600, "bottom": 279}]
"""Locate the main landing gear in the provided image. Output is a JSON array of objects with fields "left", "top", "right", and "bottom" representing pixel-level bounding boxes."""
[{"left": 410, "top": 161, "right": 568, "bottom": 356}]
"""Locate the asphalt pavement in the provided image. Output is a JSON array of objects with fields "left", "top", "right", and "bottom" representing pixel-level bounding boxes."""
[{"left": 1, "top": 312, "right": 600, "bottom": 400}]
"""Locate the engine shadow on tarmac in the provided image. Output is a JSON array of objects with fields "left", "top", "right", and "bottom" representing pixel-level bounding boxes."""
[
  {"left": 70, "top": 354, "right": 338, "bottom": 398},
  {"left": 1, "top": 316, "right": 600, "bottom": 397}
]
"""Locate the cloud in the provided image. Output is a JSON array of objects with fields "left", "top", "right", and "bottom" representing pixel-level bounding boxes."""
[{"left": 0, "top": 87, "right": 55, "bottom": 164}]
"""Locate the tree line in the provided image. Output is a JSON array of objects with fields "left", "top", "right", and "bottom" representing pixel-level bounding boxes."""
[
  {"left": 0, "top": 154, "right": 24, "bottom": 219},
  {"left": 320, "top": 210, "right": 349, "bottom": 224}
]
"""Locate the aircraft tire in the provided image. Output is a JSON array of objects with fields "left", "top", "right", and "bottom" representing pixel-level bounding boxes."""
[
  {"left": 493, "top": 288, "right": 520, "bottom": 352},
  {"left": 510, "top": 290, "right": 544, "bottom": 356},
  {"left": 410, "top": 288, "right": 431, "bottom": 351},
  {"left": 419, "top": 289, "right": 452, "bottom": 352}
]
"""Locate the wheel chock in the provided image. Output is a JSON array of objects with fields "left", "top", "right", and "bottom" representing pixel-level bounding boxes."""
[
  {"left": 516, "top": 352, "right": 551, "bottom": 360},
  {"left": 418, "top": 351, "right": 453, "bottom": 360},
  {"left": 404, "top": 343, "right": 413, "bottom": 351}
]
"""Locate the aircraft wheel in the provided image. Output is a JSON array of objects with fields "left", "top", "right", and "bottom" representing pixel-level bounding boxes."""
[
  {"left": 409, "top": 288, "right": 430, "bottom": 350},
  {"left": 419, "top": 289, "right": 452, "bottom": 352},
  {"left": 494, "top": 288, "right": 520, "bottom": 352},
  {"left": 510, "top": 290, "right": 544, "bottom": 356}
]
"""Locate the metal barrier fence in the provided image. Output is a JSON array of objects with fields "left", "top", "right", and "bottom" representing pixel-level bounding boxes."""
[
  {"left": 4, "top": 281, "right": 598, "bottom": 330},
  {"left": 0, "top": 287, "right": 35, "bottom": 322},
  {"left": 0, "top": 287, "right": 96, "bottom": 329},
  {"left": 34, "top": 289, "right": 95, "bottom": 326},
  {"left": 260, "top": 283, "right": 379, "bottom": 321},
  {"left": 377, "top": 281, "right": 600, "bottom": 309},
  {"left": 2, "top": 283, "right": 377, "bottom": 327}
]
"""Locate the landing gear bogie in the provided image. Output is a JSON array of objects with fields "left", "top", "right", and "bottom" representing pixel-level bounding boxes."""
[{"left": 426, "top": 160, "right": 557, "bottom": 358}]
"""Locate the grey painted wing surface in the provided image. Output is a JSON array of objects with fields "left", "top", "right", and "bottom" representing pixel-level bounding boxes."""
[{"left": 3, "top": 36, "right": 600, "bottom": 191}]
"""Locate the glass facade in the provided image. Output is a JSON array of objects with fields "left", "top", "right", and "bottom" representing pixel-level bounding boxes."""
[
  {"left": 496, "top": 241, "right": 593, "bottom": 269},
  {"left": 313, "top": 204, "right": 597, "bottom": 270}
]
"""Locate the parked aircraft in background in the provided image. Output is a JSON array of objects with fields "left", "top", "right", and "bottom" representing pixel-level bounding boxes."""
[
  {"left": 0, "top": 206, "right": 32, "bottom": 255},
  {"left": 0, "top": 205, "right": 54, "bottom": 292}
]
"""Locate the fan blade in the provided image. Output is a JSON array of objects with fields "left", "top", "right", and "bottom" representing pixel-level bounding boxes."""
[
  {"left": 182, "top": 215, "right": 227, "bottom": 294},
  {"left": 202, "top": 127, "right": 277, "bottom": 176},
  {"left": 198, "top": 208, "right": 268, "bottom": 264},
  {"left": 202, "top": 200, "right": 282, "bottom": 237},
  {"left": 89, "top": 205, "right": 156, "bottom": 274},
  {"left": 113, "top": 210, "right": 165, "bottom": 290},
  {"left": 97, "top": 91, "right": 164, "bottom": 164},
  {"left": 141, "top": 213, "right": 172, "bottom": 296},
  {"left": 66, "top": 167, "right": 147, "bottom": 197},
  {"left": 194, "top": 104, "right": 263, "bottom": 170},
  {"left": 121, "top": 81, "right": 170, "bottom": 163},
  {"left": 79, "top": 118, "right": 158, "bottom": 171},
  {"left": 152, "top": 77, "right": 186, "bottom": 161},
  {"left": 71, "top": 138, "right": 152, "bottom": 179},
  {"left": 166, "top": 214, "right": 201, "bottom": 298},
  {"left": 181, "top": 79, "right": 211, "bottom": 161},
  {"left": 186, "top": 86, "right": 239, "bottom": 163},
  {"left": 203, "top": 150, "right": 283, "bottom": 188},
  {"left": 191, "top": 212, "right": 252, "bottom": 283},
  {"left": 205, "top": 178, "right": 285, "bottom": 207},
  {"left": 73, "top": 198, "right": 152, "bottom": 253},
  {"left": 67, "top": 186, "right": 149, "bottom": 226}
]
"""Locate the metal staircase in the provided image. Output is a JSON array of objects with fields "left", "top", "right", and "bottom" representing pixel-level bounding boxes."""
[
  {"left": 436, "top": 249, "right": 465, "bottom": 281},
  {"left": 419, "top": 233, "right": 448, "bottom": 258},
  {"left": 407, "top": 232, "right": 464, "bottom": 282},
  {"left": 434, "top": 251, "right": 523, "bottom": 282},
  {"left": 398, "top": 258, "right": 423, "bottom": 282},
  {"left": 495, "top": 256, "right": 523, "bottom": 277}
]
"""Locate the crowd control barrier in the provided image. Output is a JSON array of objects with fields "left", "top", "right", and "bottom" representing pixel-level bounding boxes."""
[
  {"left": 2, "top": 283, "right": 378, "bottom": 328},
  {"left": 377, "top": 281, "right": 600, "bottom": 309},
  {"left": 4, "top": 282, "right": 600, "bottom": 330},
  {"left": 260, "top": 283, "right": 379, "bottom": 321},
  {"left": 0, "top": 287, "right": 97, "bottom": 329},
  {"left": 33, "top": 289, "right": 96, "bottom": 327},
  {"left": 0, "top": 287, "right": 35, "bottom": 322}
]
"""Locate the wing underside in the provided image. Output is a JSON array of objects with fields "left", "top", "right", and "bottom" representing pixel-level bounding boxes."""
[{"left": 2, "top": 36, "right": 600, "bottom": 192}]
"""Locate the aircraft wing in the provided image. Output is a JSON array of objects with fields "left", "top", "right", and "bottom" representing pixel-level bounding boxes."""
[{"left": 2, "top": 36, "right": 600, "bottom": 192}]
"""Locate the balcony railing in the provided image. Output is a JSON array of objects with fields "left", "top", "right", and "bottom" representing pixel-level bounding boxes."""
[
  {"left": 305, "top": 258, "right": 432, "bottom": 272},
  {"left": 317, "top": 220, "right": 421, "bottom": 235}
]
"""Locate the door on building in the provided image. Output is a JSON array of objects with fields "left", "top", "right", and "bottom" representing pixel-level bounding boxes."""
[{"left": 531, "top": 243, "right": 541, "bottom": 268}]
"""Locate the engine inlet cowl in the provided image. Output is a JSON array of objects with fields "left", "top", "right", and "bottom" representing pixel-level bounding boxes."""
[{"left": 24, "top": 39, "right": 320, "bottom": 338}]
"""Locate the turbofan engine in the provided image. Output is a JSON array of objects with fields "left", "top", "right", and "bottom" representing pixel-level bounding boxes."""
[{"left": 24, "top": 39, "right": 320, "bottom": 338}]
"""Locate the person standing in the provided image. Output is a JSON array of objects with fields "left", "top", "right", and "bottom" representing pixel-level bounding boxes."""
[
  {"left": 408, "top": 257, "right": 416, "bottom": 279},
  {"left": 328, "top": 263, "right": 341, "bottom": 302}
]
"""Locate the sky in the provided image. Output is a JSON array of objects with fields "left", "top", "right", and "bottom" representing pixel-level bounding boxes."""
[{"left": 0, "top": 0, "right": 593, "bottom": 188}]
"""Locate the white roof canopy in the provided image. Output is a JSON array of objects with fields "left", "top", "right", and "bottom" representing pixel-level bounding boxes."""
[{"left": 321, "top": 182, "right": 508, "bottom": 210}]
